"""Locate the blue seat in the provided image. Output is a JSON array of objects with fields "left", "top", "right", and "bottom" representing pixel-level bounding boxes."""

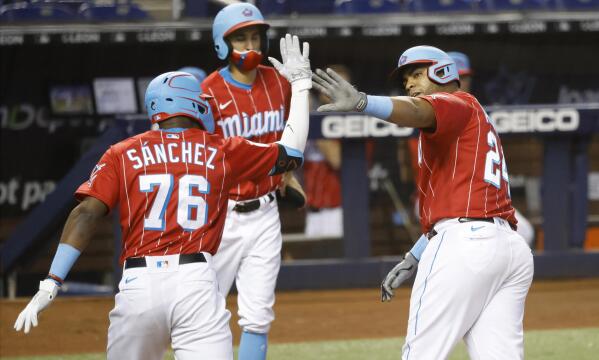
[
  {"left": 417, "top": 0, "right": 479, "bottom": 12},
  {"left": 258, "top": 0, "right": 334, "bottom": 15},
  {"left": 0, "top": 1, "right": 79, "bottom": 22},
  {"left": 78, "top": 3, "right": 149, "bottom": 21},
  {"left": 488, "top": 0, "right": 556, "bottom": 10},
  {"left": 334, "top": 0, "right": 414, "bottom": 14},
  {"left": 559, "top": 0, "right": 599, "bottom": 9}
]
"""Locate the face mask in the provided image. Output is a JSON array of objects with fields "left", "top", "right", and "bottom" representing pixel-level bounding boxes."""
[{"left": 230, "top": 49, "right": 263, "bottom": 71}]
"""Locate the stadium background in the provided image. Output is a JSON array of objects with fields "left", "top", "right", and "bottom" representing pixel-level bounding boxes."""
[{"left": 1, "top": 0, "right": 599, "bottom": 358}]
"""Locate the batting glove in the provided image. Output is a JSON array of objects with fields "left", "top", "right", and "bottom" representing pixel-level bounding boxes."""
[
  {"left": 312, "top": 68, "right": 367, "bottom": 112},
  {"left": 269, "top": 34, "right": 312, "bottom": 92},
  {"left": 14, "top": 279, "right": 59, "bottom": 334},
  {"left": 381, "top": 252, "right": 419, "bottom": 302}
]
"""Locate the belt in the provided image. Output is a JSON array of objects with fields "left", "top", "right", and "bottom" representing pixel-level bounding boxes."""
[
  {"left": 124, "top": 253, "right": 207, "bottom": 269},
  {"left": 232, "top": 193, "right": 275, "bottom": 213},
  {"left": 427, "top": 217, "right": 495, "bottom": 240}
]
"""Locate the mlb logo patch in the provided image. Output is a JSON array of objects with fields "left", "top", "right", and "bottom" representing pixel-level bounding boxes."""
[
  {"left": 166, "top": 133, "right": 180, "bottom": 139},
  {"left": 156, "top": 260, "right": 169, "bottom": 269},
  {"left": 242, "top": 7, "right": 253, "bottom": 16}
]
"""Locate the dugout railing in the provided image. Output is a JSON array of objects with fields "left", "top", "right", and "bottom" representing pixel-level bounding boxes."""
[{"left": 1, "top": 103, "right": 598, "bottom": 296}]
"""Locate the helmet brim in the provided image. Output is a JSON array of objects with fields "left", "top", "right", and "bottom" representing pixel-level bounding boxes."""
[{"left": 223, "top": 21, "right": 270, "bottom": 38}]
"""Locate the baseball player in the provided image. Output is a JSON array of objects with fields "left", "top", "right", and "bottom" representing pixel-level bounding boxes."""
[
  {"left": 200, "top": 4, "right": 304, "bottom": 359},
  {"left": 13, "top": 33, "right": 312, "bottom": 360},
  {"left": 312, "top": 46, "right": 534, "bottom": 359}
]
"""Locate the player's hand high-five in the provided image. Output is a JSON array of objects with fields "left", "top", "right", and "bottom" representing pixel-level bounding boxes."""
[
  {"left": 312, "top": 68, "right": 367, "bottom": 112},
  {"left": 269, "top": 34, "right": 312, "bottom": 91}
]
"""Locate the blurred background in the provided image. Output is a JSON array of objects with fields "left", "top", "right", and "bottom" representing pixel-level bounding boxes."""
[{"left": 1, "top": 0, "right": 599, "bottom": 298}]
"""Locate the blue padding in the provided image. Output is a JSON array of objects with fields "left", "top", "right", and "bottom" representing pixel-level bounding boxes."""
[
  {"left": 365, "top": 95, "right": 393, "bottom": 120},
  {"left": 281, "top": 144, "right": 303, "bottom": 159},
  {"left": 49, "top": 243, "right": 82, "bottom": 282},
  {"left": 239, "top": 331, "right": 268, "bottom": 360},
  {"left": 409, "top": 234, "right": 429, "bottom": 261}
]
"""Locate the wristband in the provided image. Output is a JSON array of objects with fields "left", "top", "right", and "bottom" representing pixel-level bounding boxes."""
[
  {"left": 409, "top": 234, "right": 429, "bottom": 261},
  {"left": 364, "top": 95, "right": 393, "bottom": 120},
  {"left": 48, "top": 243, "right": 81, "bottom": 284}
]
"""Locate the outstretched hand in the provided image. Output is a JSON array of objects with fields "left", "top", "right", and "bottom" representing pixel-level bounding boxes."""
[
  {"left": 268, "top": 34, "right": 312, "bottom": 91},
  {"left": 312, "top": 68, "right": 367, "bottom": 112}
]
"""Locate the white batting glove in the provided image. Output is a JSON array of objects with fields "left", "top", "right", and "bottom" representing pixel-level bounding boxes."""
[
  {"left": 14, "top": 279, "right": 59, "bottom": 334},
  {"left": 268, "top": 34, "right": 312, "bottom": 92},
  {"left": 381, "top": 252, "right": 419, "bottom": 302},
  {"left": 312, "top": 68, "right": 368, "bottom": 113}
]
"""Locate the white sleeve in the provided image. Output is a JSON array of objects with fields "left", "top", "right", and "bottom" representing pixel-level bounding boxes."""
[{"left": 278, "top": 84, "right": 310, "bottom": 152}]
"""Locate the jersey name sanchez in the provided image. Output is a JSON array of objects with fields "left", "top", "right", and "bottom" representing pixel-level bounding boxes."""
[
  {"left": 201, "top": 65, "right": 291, "bottom": 201},
  {"left": 75, "top": 129, "right": 278, "bottom": 264},
  {"left": 417, "top": 91, "right": 516, "bottom": 233}
]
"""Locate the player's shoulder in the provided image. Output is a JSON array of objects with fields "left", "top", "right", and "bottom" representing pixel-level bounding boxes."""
[
  {"left": 201, "top": 68, "right": 225, "bottom": 89},
  {"left": 111, "top": 131, "right": 153, "bottom": 152}
]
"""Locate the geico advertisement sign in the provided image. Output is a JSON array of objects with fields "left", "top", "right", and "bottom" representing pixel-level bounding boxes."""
[
  {"left": 490, "top": 108, "right": 580, "bottom": 133},
  {"left": 321, "top": 115, "right": 414, "bottom": 138}
]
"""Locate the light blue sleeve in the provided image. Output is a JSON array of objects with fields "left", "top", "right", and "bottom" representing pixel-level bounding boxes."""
[
  {"left": 364, "top": 95, "right": 393, "bottom": 120},
  {"left": 409, "top": 234, "right": 429, "bottom": 261},
  {"left": 48, "top": 243, "right": 81, "bottom": 284}
]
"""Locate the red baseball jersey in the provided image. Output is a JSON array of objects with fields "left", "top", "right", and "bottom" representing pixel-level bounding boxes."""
[
  {"left": 416, "top": 91, "right": 516, "bottom": 233},
  {"left": 201, "top": 65, "right": 291, "bottom": 201},
  {"left": 303, "top": 141, "right": 342, "bottom": 208},
  {"left": 75, "top": 129, "right": 278, "bottom": 264}
]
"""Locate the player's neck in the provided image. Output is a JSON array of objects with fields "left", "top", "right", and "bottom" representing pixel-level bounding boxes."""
[
  {"left": 228, "top": 63, "right": 257, "bottom": 85},
  {"left": 159, "top": 117, "right": 201, "bottom": 130}
]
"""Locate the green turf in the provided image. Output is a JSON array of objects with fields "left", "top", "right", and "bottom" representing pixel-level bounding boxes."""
[{"left": 3, "top": 327, "right": 598, "bottom": 360}]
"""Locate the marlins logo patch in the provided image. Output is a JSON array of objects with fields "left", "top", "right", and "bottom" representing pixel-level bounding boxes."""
[{"left": 87, "top": 163, "right": 106, "bottom": 187}]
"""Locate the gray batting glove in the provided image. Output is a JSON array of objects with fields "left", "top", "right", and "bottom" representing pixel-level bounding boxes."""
[
  {"left": 14, "top": 279, "right": 59, "bottom": 334},
  {"left": 312, "top": 68, "right": 367, "bottom": 112},
  {"left": 268, "top": 34, "right": 312, "bottom": 92},
  {"left": 381, "top": 252, "right": 419, "bottom": 302}
]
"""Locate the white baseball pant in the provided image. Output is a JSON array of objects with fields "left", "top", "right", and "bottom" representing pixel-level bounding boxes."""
[
  {"left": 107, "top": 253, "right": 232, "bottom": 360},
  {"left": 212, "top": 194, "right": 282, "bottom": 334},
  {"left": 402, "top": 217, "right": 534, "bottom": 360}
]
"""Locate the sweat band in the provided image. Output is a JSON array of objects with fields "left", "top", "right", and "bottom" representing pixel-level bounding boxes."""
[
  {"left": 409, "top": 234, "right": 429, "bottom": 261},
  {"left": 48, "top": 243, "right": 82, "bottom": 284},
  {"left": 364, "top": 95, "right": 393, "bottom": 120}
]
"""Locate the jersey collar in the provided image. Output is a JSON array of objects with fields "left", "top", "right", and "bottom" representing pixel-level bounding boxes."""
[{"left": 219, "top": 66, "right": 253, "bottom": 91}]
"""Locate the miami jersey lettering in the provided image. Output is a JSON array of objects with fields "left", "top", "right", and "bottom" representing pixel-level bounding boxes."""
[
  {"left": 417, "top": 91, "right": 516, "bottom": 233},
  {"left": 75, "top": 129, "right": 279, "bottom": 264},
  {"left": 202, "top": 65, "right": 291, "bottom": 201}
]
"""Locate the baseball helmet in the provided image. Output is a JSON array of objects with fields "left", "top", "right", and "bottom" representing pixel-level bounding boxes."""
[
  {"left": 395, "top": 45, "right": 459, "bottom": 85},
  {"left": 212, "top": 2, "right": 269, "bottom": 61},
  {"left": 144, "top": 71, "right": 214, "bottom": 133},
  {"left": 178, "top": 66, "right": 207, "bottom": 82},
  {"left": 447, "top": 51, "right": 472, "bottom": 76}
]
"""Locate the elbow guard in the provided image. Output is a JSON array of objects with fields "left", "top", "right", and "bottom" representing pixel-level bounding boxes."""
[{"left": 270, "top": 144, "right": 304, "bottom": 175}]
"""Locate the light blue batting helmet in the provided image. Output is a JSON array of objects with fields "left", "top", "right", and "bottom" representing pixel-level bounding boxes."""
[
  {"left": 447, "top": 51, "right": 472, "bottom": 76},
  {"left": 178, "top": 66, "right": 207, "bottom": 82},
  {"left": 212, "top": 3, "right": 269, "bottom": 60},
  {"left": 396, "top": 45, "right": 459, "bottom": 85},
  {"left": 144, "top": 71, "right": 214, "bottom": 133}
]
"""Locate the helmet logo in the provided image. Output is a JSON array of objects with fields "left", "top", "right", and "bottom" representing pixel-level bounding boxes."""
[
  {"left": 399, "top": 55, "right": 407, "bottom": 65},
  {"left": 242, "top": 8, "right": 253, "bottom": 17}
]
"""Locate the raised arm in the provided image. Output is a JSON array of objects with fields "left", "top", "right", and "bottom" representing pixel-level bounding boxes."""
[{"left": 312, "top": 68, "right": 435, "bottom": 130}]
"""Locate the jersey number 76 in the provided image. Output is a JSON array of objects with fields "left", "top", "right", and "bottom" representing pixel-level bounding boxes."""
[{"left": 139, "top": 174, "right": 209, "bottom": 232}]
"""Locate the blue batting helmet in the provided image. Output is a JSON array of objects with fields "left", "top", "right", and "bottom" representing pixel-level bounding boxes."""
[
  {"left": 212, "top": 3, "right": 269, "bottom": 60},
  {"left": 144, "top": 71, "right": 214, "bottom": 133},
  {"left": 395, "top": 45, "right": 459, "bottom": 85},
  {"left": 178, "top": 66, "right": 207, "bottom": 82},
  {"left": 447, "top": 51, "right": 472, "bottom": 76}
]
